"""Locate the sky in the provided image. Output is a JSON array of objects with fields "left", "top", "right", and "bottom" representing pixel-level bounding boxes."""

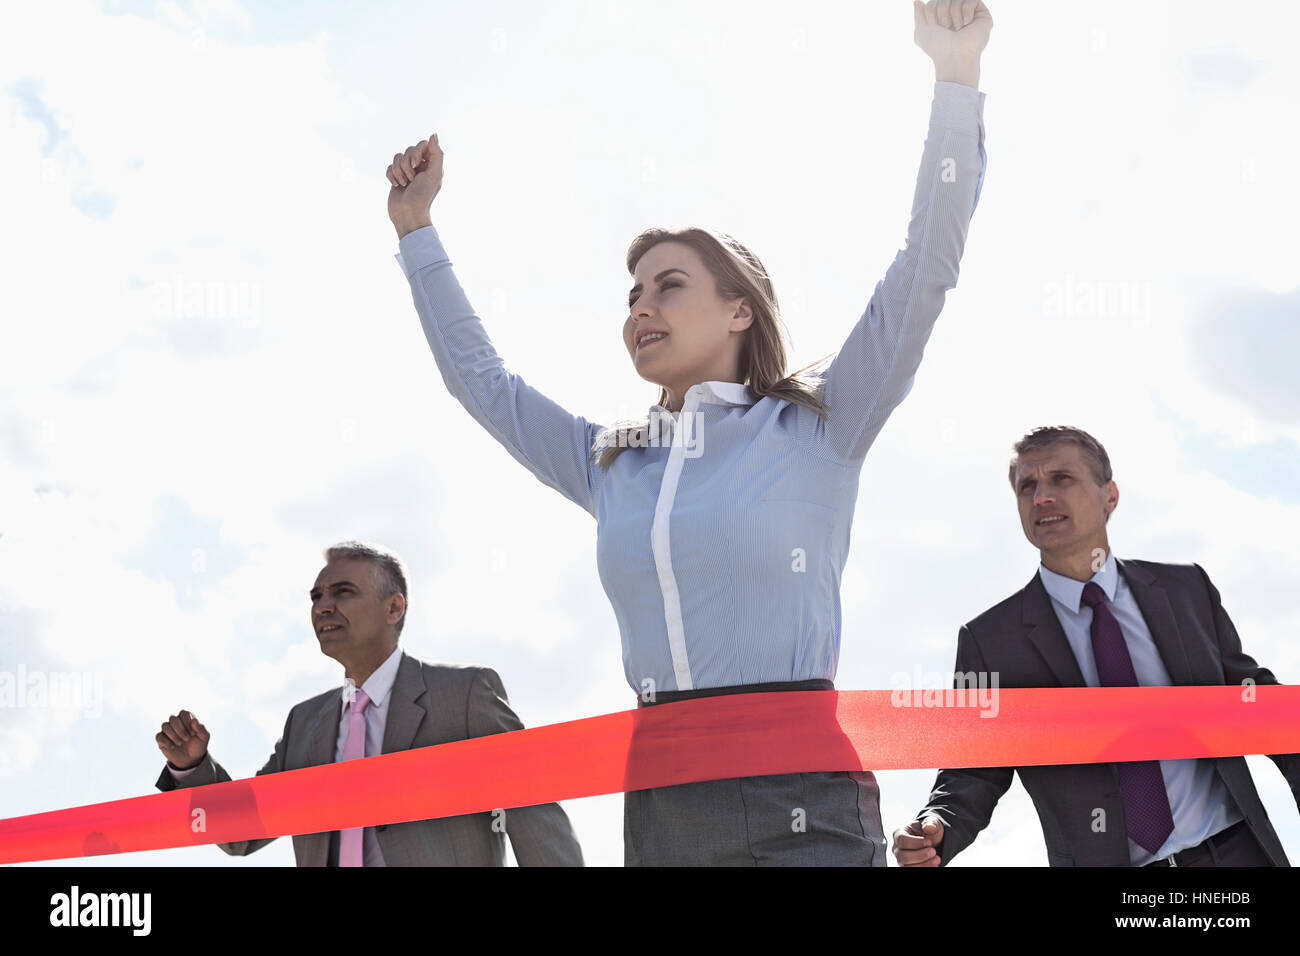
[{"left": 2, "top": 0, "right": 1298, "bottom": 871}]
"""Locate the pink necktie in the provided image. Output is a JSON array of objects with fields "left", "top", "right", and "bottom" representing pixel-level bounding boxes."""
[{"left": 338, "top": 688, "right": 371, "bottom": 867}]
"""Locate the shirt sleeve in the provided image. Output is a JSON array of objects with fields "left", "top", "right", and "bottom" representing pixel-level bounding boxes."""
[
  {"left": 395, "top": 226, "right": 605, "bottom": 516},
  {"left": 815, "top": 81, "right": 986, "bottom": 464},
  {"left": 917, "top": 623, "right": 1014, "bottom": 865},
  {"left": 463, "top": 668, "right": 585, "bottom": 866}
]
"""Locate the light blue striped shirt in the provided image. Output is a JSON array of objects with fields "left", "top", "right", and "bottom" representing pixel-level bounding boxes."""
[
  {"left": 1038, "top": 552, "right": 1244, "bottom": 864},
  {"left": 395, "top": 82, "right": 986, "bottom": 695}
]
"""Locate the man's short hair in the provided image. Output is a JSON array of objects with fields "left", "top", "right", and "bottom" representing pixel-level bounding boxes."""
[
  {"left": 1008, "top": 426, "right": 1113, "bottom": 489},
  {"left": 324, "top": 540, "right": 409, "bottom": 637}
]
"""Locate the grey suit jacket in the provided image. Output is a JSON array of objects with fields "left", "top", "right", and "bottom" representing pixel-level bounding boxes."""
[
  {"left": 155, "top": 651, "right": 584, "bottom": 866},
  {"left": 920, "top": 559, "right": 1299, "bottom": 866}
]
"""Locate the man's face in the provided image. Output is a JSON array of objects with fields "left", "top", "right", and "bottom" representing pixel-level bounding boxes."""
[
  {"left": 309, "top": 558, "right": 400, "bottom": 661},
  {"left": 623, "top": 241, "right": 751, "bottom": 400},
  {"left": 1013, "top": 442, "right": 1117, "bottom": 558}
]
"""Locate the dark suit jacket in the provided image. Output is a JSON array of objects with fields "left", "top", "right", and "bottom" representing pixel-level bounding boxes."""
[
  {"left": 156, "top": 651, "right": 583, "bottom": 866},
  {"left": 920, "top": 559, "right": 1299, "bottom": 866}
]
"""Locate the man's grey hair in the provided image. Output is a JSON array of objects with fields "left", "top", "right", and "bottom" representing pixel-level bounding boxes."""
[
  {"left": 324, "top": 540, "right": 409, "bottom": 637},
  {"left": 1008, "top": 425, "right": 1113, "bottom": 488},
  {"left": 1008, "top": 425, "right": 1115, "bottom": 524}
]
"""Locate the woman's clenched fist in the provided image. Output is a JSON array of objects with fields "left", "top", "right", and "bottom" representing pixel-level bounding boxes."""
[{"left": 387, "top": 132, "right": 443, "bottom": 237}]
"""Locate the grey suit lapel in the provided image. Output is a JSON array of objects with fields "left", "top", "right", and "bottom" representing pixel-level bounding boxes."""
[
  {"left": 297, "top": 690, "right": 342, "bottom": 867},
  {"left": 1116, "top": 558, "right": 1194, "bottom": 685},
  {"left": 287, "top": 655, "right": 430, "bottom": 866},
  {"left": 305, "top": 689, "right": 342, "bottom": 768},
  {"left": 382, "top": 651, "right": 429, "bottom": 755},
  {"left": 1022, "top": 571, "right": 1088, "bottom": 687}
]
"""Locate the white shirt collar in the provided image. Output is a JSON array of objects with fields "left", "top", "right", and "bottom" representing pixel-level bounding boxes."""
[
  {"left": 649, "top": 380, "right": 756, "bottom": 416},
  {"left": 1038, "top": 549, "right": 1119, "bottom": 613},
  {"left": 341, "top": 645, "right": 403, "bottom": 711}
]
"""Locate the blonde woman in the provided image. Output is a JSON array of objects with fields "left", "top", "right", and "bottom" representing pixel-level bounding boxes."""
[{"left": 386, "top": 0, "right": 992, "bottom": 865}]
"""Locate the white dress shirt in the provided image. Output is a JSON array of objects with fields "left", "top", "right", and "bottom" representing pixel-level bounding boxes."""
[{"left": 334, "top": 645, "right": 403, "bottom": 866}]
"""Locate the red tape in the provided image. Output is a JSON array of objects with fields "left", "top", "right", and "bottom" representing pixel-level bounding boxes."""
[{"left": 1, "top": 686, "right": 1296, "bottom": 863}]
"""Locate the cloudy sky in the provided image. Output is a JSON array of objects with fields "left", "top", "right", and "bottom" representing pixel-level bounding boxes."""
[{"left": 2, "top": 0, "right": 1297, "bottom": 870}]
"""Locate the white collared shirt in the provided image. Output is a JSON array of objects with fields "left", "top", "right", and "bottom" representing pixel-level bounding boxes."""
[{"left": 335, "top": 644, "right": 403, "bottom": 866}]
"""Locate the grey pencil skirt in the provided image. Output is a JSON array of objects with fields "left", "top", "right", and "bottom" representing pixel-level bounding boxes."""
[{"left": 623, "top": 679, "right": 887, "bottom": 867}]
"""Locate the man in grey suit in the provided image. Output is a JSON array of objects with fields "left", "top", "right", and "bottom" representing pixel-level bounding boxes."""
[
  {"left": 155, "top": 540, "right": 583, "bottom": 866},
  {"left": 892, "top": 426, "right": 1299, "bottom": 867}
]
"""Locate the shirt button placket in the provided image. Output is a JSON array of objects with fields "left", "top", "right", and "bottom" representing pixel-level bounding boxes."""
[{"left": 649, "top": 390, "right": 706, "bottom": 691}]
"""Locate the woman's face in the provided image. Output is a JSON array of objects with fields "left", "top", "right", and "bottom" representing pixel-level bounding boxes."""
[{"left": 623, "top": 241, "right": 753, "bottom": 408}]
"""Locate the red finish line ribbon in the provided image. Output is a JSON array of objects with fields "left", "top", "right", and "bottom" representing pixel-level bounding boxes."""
[{"left": 1, "top": 686, "right": 1297, "bottom": 863}]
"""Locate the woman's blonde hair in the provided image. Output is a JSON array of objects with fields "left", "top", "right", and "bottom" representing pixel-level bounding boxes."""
[{"left": 590, "top": 227, "right": 830, "bottom": 471}]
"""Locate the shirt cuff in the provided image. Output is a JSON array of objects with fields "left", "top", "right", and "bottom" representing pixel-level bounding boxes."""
[
  {"left": 167, "top": 761, "right": 200, "bottom": 780},
  {"left": 393, "top": 224, "right": 449, "bottom": 279},
  {"left": 931, "top": 81, "right": 985, "bottom": 137}
]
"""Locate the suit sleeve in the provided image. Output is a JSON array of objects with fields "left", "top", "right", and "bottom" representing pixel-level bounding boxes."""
[
  {"left": 396, "top": 225, "right": 605, "bottom": 517},
  {"left": 1196, "top": 563, "right": 1300, "bottom": 810},
  {"left": 465, "top": 668, "right": 585, "bottom": 866},
  {"left": 815, "top": 82, "right": 986, "bottom": 464},
  {"left": 916, "top": 624, "right": 1015, "bottom": 865},
  {"left": 154, "top": 714, "right": 293, "bottom": 857}
]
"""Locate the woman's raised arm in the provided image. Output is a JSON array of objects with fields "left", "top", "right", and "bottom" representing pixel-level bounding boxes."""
[
  {"left": 387, "top": 136, "right": 604, "bottom": 516},
  {"left": 815, "top": 1, "right": 992, "bottom": 464}
]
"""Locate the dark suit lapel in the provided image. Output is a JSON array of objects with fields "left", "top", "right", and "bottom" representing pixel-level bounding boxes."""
[
  {"left": 1021, "top": 568, "right": 1130, "bottom": 859},
  {"left": 382, "top": 652, "right": 429, "bottom": 754},
  {"left": 1022, "top": 571, "right": 1088, "bottom": 687},
  {"left": 1117, "top": 558, "right": 1194, "bottom": 685}
]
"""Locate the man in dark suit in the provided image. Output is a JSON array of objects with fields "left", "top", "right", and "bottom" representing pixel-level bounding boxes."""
[
  {"left": 155, "top": 540, "right": 583, "bottom": 866},
  {"left": 892, "top": 426, "right": 1299, "bottom": 867}
]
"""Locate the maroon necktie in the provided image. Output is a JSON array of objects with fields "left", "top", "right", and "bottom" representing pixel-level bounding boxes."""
[{"left": 1081, "top": 581, "right": 1175, "bottom": 855}]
